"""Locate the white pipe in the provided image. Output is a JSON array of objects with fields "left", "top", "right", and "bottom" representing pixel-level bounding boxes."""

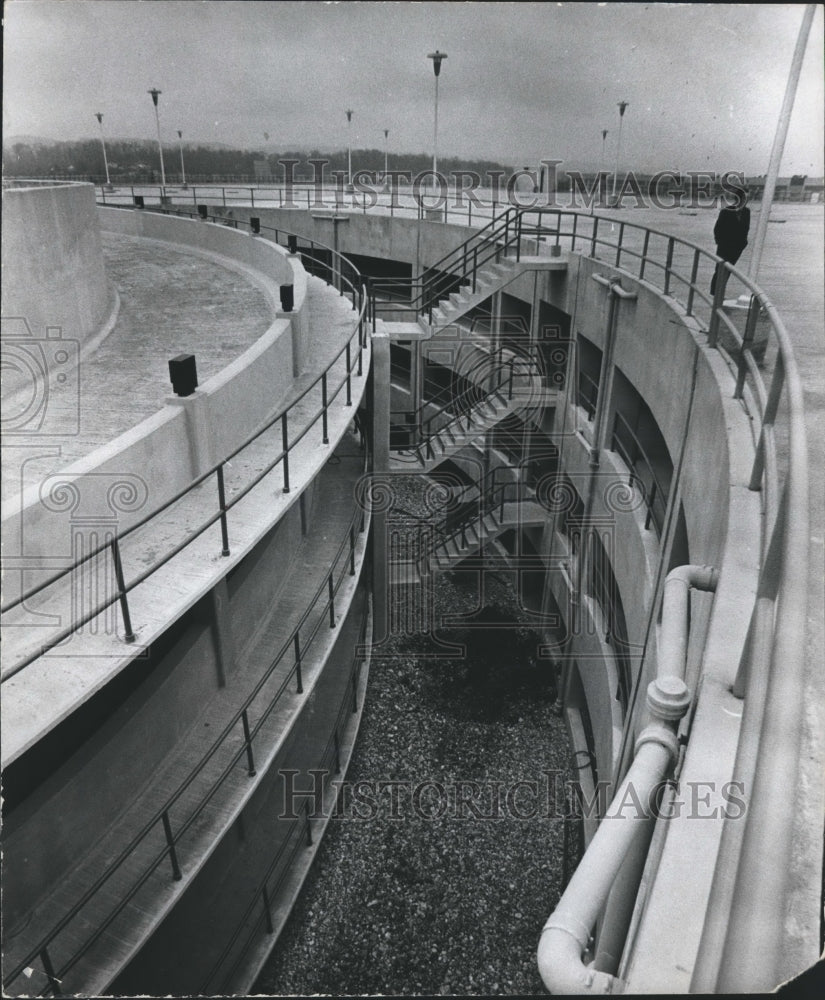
[
  {"left": 659, "top": 565, "right": 718, "bottom": 683},
  {"left": 537, "top": 565, "right": 717, "bottom": 994}
]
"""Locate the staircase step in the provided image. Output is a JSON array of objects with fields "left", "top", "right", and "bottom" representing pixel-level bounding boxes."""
[{"left": 446, "top": 537, "right": 462, "bottom": 558}]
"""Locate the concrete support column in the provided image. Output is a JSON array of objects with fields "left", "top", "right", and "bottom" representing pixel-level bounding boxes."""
[
  {"left": 411, "top": 341, "right": 424, "bottom": 436},
  {"left": 530, "top": 270, "right": 542, "bottom": 347},
  {"left": 371, "top": 332, "right": 391, "bottom": 644},
  {"left": 490, "top": 289, "right": 503, "bottom": 392},
  {"left": 166, "top": 390, "right": 214, "bottom": 480},
  {"left": 210, "top": 577, "right": 236, "bottom": 687}
]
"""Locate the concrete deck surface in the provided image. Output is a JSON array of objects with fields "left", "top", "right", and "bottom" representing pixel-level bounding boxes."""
[{"left": 2, "top": 235, "right": 273, "bottom": 505}]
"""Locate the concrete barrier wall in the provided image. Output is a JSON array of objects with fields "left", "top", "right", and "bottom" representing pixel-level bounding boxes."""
[
  {"left": 209, "top": 205, "right": 476, "bottom": 274},
  {"left": 98, "top": 207, "right": 298, "bottom": 296},
  {"left": 2, "top": 212, "right": 312, "bottom": 593},
  {"left": 1, "top": 183, "right": 113, "bottom": 362}
]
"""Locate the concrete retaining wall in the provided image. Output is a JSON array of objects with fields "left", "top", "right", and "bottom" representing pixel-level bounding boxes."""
[
  {"left": 2, "top": 211, "right": 311, "bottom": 598},
  {"left": 1, "top": 183, "right": 114, "bottom": 382}
]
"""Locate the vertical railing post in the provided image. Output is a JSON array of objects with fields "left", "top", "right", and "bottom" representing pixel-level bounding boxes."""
[
  {"left": 734, "top": 295, "right": 760, "bottom": 399},
  {"left": 639, "top": 230, "right": 650, "bottom": 280},
  {"left": 615, "top": 222, "right": 625, "bottom": 267},
  {"left": 161, "top": 810, "right": 183, "bottom": 880},
  {"left": 346, "top": 343, "right": 352, "bottom": 406},
  {"left": 294, "top": 633, "right": 303, "bottom": 693},
  {"left": 304, "top": 800, "right": 313, "bottom": 846},
  {"left": 217, "top": 464, "right": 231, "bottom": 556},
  {"left": 241, "top": 709, "right": 257, "bottom": 776},
  {"left": 749, "top": 346, "right": 785, "bottom": 491},
  {"left": 707, "top": 265, "right": 728, "bottom": 348},
  {"left": 686, "top": 248, "right": 700, "bottom": 316},
  {"left": 40, "top": 947, "right": 61, "bottom": 997},
  {"left": 110, "top": 538, "right": 136, "bottom": 642},
  {"left": 262, "top": 885, "right": 274, "bottom": 934},
  {"left": 590, "top": 216, "right": 599, "bottom": 258},
  {"left": 328, "top": 573, "right": 336, "bottom": 627},
  {"left": 664, "top": 237, "right": 675, "bottom": 295},
  {"left": 644, "top": 481, "right": 657, "bottom": 531},
  {"left": 281, "top": 412, "right": 291, "bottom": 493},
  {"left": 571, "top": 212, "right": 578, "bottom": 253},
  {"left": 322, "top": 373, "right": 329, "bottom": 443},
  {"left": 334, "top": 731, "right": 342, "bottom": 773}
]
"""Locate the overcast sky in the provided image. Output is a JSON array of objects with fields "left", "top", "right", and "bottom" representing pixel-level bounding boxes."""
[{"left": 3, "top": 1, "right": 823, "bottom": 175}]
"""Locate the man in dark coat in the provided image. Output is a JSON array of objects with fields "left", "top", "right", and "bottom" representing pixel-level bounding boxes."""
[{"left": 710, "top": 186, "right": 751, "bottom": 294}]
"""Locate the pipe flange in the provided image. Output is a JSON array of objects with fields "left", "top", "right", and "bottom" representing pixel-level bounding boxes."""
[
  {"left": 634, "top": 724, "right": 680, "bottom": 761},
  {"left": 646, "top": 676, "right": 691, "bottom": 720}
]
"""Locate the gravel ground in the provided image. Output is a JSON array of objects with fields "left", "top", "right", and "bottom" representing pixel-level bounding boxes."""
[{"left": 254, "top": 478, "right": 574, "bottom": 997}]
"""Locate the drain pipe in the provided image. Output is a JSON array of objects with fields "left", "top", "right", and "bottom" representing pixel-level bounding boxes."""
[{"left": 537, "top": 565, "right": 717, "bottom": 994}]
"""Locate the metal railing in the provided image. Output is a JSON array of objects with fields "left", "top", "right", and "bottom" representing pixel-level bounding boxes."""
[
  {"left": 94, "top": 182, "right": 529, "bottom": 227},
  {"left": 2, "top": 209, "right": 371, "bottom": 680},
  {"left": 392, "top": 347, "right": 532, "bottom": 468},
  {"left": 3, "top": 489, "right": 370, "bottom": 999},
  {"left": 610, "top": 411, "right": 671, "bottom": 538},
  {"left": 371, "top": 206, "right": 532, "bottom": 323},
  {"left": 199, "top": 597, "right": 370, "bottom": 995},
  {"left": 393, "top": 466, "right": 530, "bottom": 576},
  {"left": 2, "top": 197, "right": 808, "bottom": 993},
  {"left": 577, "top": 368, "right": 600, "bottom": 421}
]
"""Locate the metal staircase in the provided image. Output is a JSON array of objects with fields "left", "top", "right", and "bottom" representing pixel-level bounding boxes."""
[
  {"left": 390, "top": 470, "right": 548, "bottom": 585},
  {"left": 371, "top": 206, "right": 561, "bottom": 329},
  {"left": 390, "top": 346, "right": 544, "bottom": 473},
  {"left": 425, "top": 259, "right": 520, "bottom": 334}
]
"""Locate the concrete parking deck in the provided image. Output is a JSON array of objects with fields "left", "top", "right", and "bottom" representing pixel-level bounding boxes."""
[
  {"left": 1, "top": 264, "right": 369, "bottom": 764},
  {"left": 1, "top": 234, "right": 274, "bottom": 504}
]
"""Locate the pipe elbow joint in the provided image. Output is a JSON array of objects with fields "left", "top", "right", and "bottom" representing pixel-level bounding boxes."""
[
  {"left": 666, "top": 563, "right": 718, "bottom": 592},
  {"left": 538, "top": 924, "right": 616, "bottom": 995}
]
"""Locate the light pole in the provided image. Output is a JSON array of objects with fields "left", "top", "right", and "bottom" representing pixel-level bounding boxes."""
[
  {"left": 611, "top": 101, "right": 629, "bottom": 207},
  {"left": 148, "top": 88, "right": 167, "bottom": 194},
  {"left": 427, "top": 50, "right": 447, "bottom": 183},
  {"left": 383, "top": 128, "right": 390, "bottom": 181},
  {"left": 177, "top": 130, "right": 187, "bottom": 188},
  {"left": 346, "top": 109, "right": 354, "bottom": 191},
  {"left": 94, "top": 112, "right": 112, "bottom": 190},
  {"left": 592, "top": 128, "right": 608, "bottom": 214}
]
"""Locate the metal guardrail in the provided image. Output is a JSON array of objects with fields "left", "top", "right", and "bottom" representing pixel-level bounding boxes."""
[
  {"left": 1, "top": 209, "right": 371, "bottom": 679},
  {"left": 3, "top": 486, "right": 371, "bottom": 998},
  {"left": 610, "top": 411, "right": 670, "bottom": 538},
  {"left": 2, "top": 196, "right": 809, "bottom": 992},
  {"left": 380, "top": 205, "right": 809, "bottom": 986},
  {"left": 199, "top": 593, "right": 370, "bottom": 995},
  {"left": 1, "top": 207, "right": 373, "bottom": 995},
  {"left": 577, "top": 368, "right": 600, "bottom": 422},
  {"left": 94, "top": 182, "right": 518, "bottom": 227}
]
